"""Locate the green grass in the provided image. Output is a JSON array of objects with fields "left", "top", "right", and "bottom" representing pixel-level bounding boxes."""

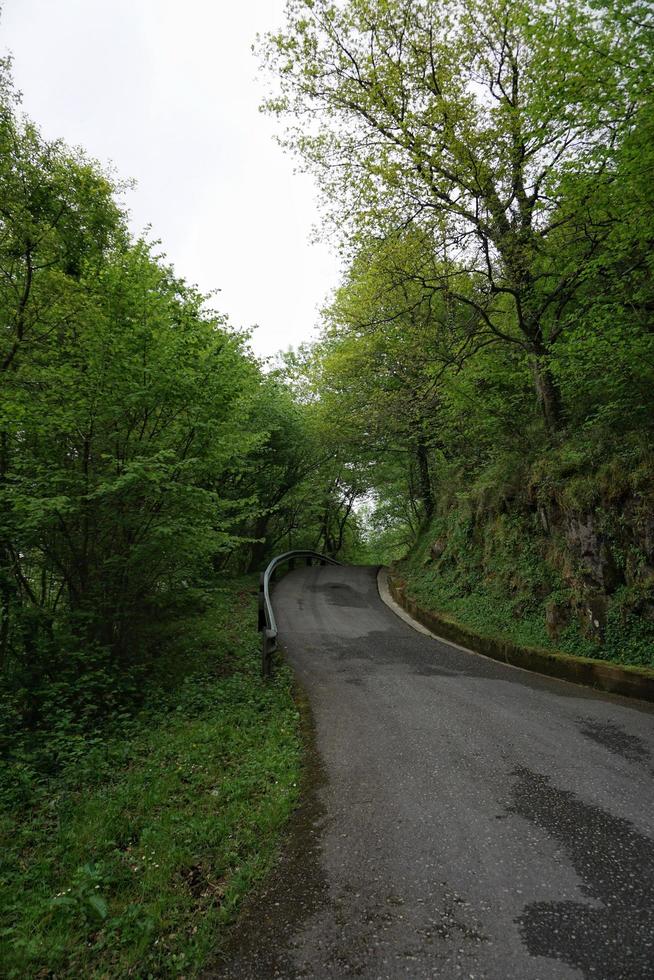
[
  {"left": 398, "top": 512, "right": 654, "bottom": 668},
  {"left": 0, "top": 581, "right": 302, "bottom": 978},
  {"left": 403, "top": 566, "right": 654, "bottom": 669},
  {"left": 400, "top": 556, "right": 592, "bottom": 653},
  {"left": 400, "top": 554, "right": 654, "bottom": 669}
]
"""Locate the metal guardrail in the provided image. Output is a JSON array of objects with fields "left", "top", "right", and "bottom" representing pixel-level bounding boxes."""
[{"left": 258, "top": 550, "right": 343, "bottom": 677}]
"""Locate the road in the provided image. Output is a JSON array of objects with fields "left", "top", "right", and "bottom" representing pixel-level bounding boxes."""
[{"left": 215, "top": 564, "right": 654, "bottom": 980}]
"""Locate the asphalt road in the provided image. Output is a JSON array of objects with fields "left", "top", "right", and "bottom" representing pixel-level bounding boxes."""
[{"left": 214, "top": 564, "right": 654, "bottom": 980}]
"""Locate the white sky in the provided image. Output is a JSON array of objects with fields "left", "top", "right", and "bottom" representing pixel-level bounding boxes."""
[{"left": 1, "top": 0, "right": 340, "bottom": 357}]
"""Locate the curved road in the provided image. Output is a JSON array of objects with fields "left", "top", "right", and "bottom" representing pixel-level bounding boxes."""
[{"left": 216, "top": 564, "right": 654, "bottom": 980}]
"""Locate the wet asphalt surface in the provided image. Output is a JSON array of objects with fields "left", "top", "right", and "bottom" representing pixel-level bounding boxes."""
[{"left": 213, "top": 565, "right": 654, "bottom": 980}]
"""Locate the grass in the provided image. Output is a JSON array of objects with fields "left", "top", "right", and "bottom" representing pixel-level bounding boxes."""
[
  {"left": 400, "top": 556, "right": 594, "bottom": 653},
  {"left": 398, "top": 512, "right": 654, "bottom": 668},
  {"left": 0, "top": 580, "right": 302, "bottom": 978},
  {"left": 400, "top": 561, "right": 654, "bottom": 669}
]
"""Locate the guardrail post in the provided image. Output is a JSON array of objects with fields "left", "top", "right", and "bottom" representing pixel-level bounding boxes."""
[
  {"left": 262, "top": 628, "right": 275, "bottom": 679},
  {"left": 305, "top": 556, "right": 312, "bottom": 566},
  {"left": 289, "top": 557, "right": 295, "bottom": 570},
  {"left": 258, "top": 573, "right": 266, "bottom": 632}
]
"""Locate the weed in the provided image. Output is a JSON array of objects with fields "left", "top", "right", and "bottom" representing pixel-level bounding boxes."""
[{"left": 0, "top": 580, "right": 302, "bottom": 978}]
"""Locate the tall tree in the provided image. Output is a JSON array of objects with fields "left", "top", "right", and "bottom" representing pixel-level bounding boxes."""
[{"left": 261, "top": 0, "right": 652, "bottom": 433}]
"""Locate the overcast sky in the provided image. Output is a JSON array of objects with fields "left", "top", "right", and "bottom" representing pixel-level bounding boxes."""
[{"left": 1, "top": 0, "right": 340, "bottom": 357}]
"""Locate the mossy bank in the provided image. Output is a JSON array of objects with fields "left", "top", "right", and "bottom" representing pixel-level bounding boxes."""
[{"left": 396, "top": 445, "right": 654, "bottom": 671}]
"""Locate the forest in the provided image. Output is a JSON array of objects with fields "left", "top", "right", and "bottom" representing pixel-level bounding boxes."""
[{"left": 1, "top": 0, "right": 653, "bottom": 975}]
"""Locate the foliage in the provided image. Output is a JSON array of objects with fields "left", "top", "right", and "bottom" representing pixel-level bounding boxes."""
[
  {"left": 0, "top": 57, "right": 368, "bottom": 747},
  {"left": 398, "top": 511, "right": 598, "bottom": 658},
  {"left": 0, "top": 51, "right": 360, "bottom": 976},
  {"left": 2, "top": 2, "right": 654, "bottom": 970},
  {"left": 261, "top": 0, "right": 654, "bottom": 432},
  {"left": 0, "top": 580, "right": 302, "bottom": 978}
]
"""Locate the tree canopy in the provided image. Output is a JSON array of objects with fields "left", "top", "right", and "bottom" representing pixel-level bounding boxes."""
[{"left": 261, "top": 0, "right": 654, "bottom": 431}]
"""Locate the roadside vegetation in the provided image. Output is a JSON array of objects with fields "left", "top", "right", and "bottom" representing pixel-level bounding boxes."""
[
  {"left": 0, "top": 582, "right": 301, "bottom": 977},
  {"left": 0, "top": 38, "right": 356, "bottom": 977}
]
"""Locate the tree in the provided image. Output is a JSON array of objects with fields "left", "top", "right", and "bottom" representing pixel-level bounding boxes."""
[
  {"left": 0, "top": 83, "right": 126, "bottom": 671},
  {"left": 260, "top": 0, "right": 652, "bottom": 433},
  {"left": 0, "top": 68, "right": 311, "bottom": 709},
  {"left": 315, "top": 230, "right": 502, "bottom": 522}
]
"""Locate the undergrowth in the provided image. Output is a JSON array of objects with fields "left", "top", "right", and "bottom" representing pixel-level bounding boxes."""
[
  {"left": 0, "top": 580, "right": 302, "bottom": 978},
  {"left": 399, "top": 508, "right": 654, "bottom": 668}
]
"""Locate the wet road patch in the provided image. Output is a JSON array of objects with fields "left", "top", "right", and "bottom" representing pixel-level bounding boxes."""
[
  {"left": 509, "top": 767, "right": 654, "bottom": 979},
  {"left": 577, "top": 716, "right": 651, "bottom": 765}
]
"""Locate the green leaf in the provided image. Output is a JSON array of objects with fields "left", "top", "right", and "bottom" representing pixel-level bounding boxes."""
[{"left": 86, "top": 894, "right": 108, "bottom": 920}]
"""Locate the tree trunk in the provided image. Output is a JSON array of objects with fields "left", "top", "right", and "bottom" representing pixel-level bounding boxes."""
[
  {"left": 416, "top": 439, "right": 434, "bottom": 520},
  {"left": 532, "top": 354, "right": 563, "bottom": 436},
  {"left": 0, "top": 567, "right": 12, "bottom": 670},
  {"left": 247, "top": 513, "right": 271, "bottom": 574}
]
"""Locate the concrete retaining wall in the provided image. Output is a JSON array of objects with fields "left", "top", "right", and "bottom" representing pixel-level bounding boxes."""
[{"left": 387, "top": 574, "right": 654, "bottom": 704}]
